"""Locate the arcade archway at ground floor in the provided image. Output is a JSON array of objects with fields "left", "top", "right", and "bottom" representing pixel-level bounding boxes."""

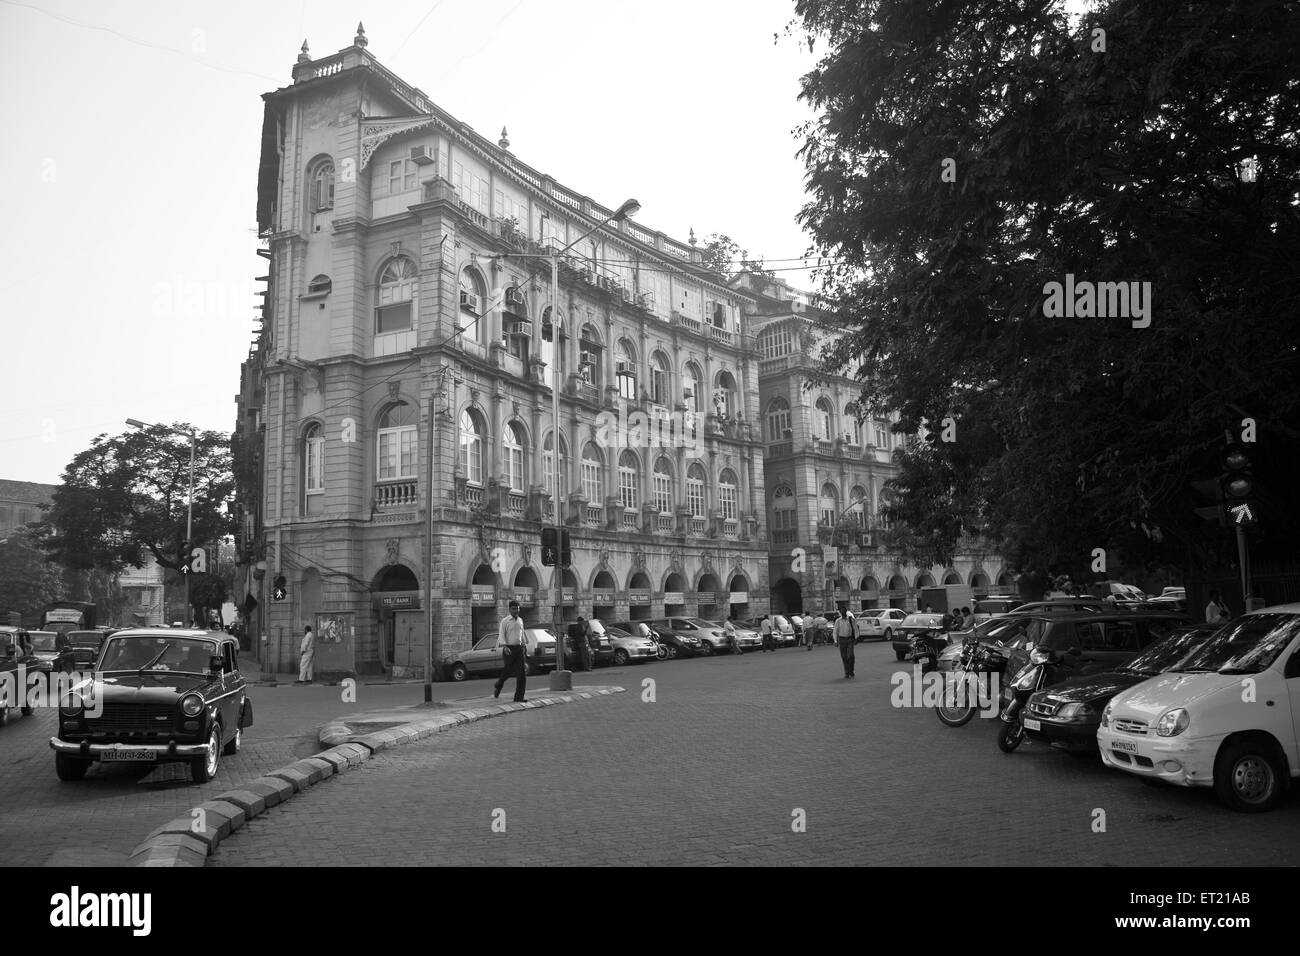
[{"left": 771, "top": 578, "right": 803, "bottom": 615}]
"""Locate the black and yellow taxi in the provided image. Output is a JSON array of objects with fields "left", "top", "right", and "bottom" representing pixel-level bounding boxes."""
[{"left": 50, "top": 627, "right": 253, "bottom": 783}]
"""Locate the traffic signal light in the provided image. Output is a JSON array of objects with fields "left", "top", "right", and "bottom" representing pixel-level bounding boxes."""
[
  {"left": 273, "top": 575, "right": 287, "bottom": 601},
  {"left": 1220, "top": 441, "right": 1257, "bottom": 527},
  {"left": 541, "top": 528, "right": 571, "bottom": 567}
]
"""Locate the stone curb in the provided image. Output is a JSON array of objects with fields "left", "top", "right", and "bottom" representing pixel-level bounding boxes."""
[{"left": 127, "top": 685, "right": 624, "bottom": 867}]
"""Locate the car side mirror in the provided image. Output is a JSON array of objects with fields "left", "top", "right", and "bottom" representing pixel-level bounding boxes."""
[{"left": 209, "top": 655, "right": 224, "bottom": 673}]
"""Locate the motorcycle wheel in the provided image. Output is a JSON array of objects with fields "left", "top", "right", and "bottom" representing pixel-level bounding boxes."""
[
  {"left": 657, "top": 644, "right": 668, "bottom": 661},
  {"left": 936, "top": 702, "right": 977, "bottom": 728},
  {"left": 997, "top": 721, "right": 1024, "bottom": 753}
]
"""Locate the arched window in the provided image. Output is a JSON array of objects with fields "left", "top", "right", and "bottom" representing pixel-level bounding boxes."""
[
  {"left": 503, "top": 422, "right": 526, "bottom": 492},
  {"left": 878, "top": 486, "right": 896, "bottom": 528},
  {"left": 616, "top": 340, "right": 637, "bottom": 400},
  {"left": 652, "top": 458, "right": 674, "bottom": 514},
  {"left": 712, "top": 369, "right": 737, "bottom": 419},
  {"left": 718, "top": 468, "right": 739, "bottom": 521},
  {"left": 581, "top": 443, "right": 604, "bottom": 502},
  {"left": 819, "top": 483, "right": 838, "bottom": 526},
  {"left": 459, "top": 267, "right": 486, "bottom": 314},
  {"left": 873, "top": 417, "right": 890, "bottom": 448},
  {"left": 302, "top": 423, "right": 324, "bottom": 510},
  {"left": 459, "top": 410, "right": 484, "bottom": 485},
  {"left": 683, "top": 362, "right": 703, "bottom": 438},
  {"left": 311, "top": 160, "right": 335, "bottom": 212},
  {"left": 543, "top": 432, "right": 569, "bottom": 501},
  {"left": 618, "top": 450, "right": 640, "bottom": 510},
  {"left": 579, "top": 324, "right": 602, "bottom": 389},
  {"left": 765, "top": 396, "right": 791, "bottom": 442},
  {"left": 686, "top": 463, "right": 707, "bottom": 517},
  {"left": 815, "top": 398, "right": 834, "bottom": 440},
  {"left": 845, "top": 404, "right": 863, "bottom": 444},
  {"left": 757, "top": 324, "right": 793, "bottom": 360},
  {"left": 771, "top": 483, "right": 796, "bottom": 531},
  {"left": 376, "top": 257, "right": 417, "bottom": 334},
  {"left": 307, "top": 274, "right": 332, "bottom": 296},
  {"left": 650, "top": 352, "right": 671, "bottom": 406},
  {"left": 377, "top": 403, "right": 417, "bottom": 480},
  {"left": 849, "top": 485, "right": 868, "bottom": 526}
]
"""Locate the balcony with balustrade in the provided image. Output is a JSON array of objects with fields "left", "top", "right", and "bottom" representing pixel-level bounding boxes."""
[
  {"left": 374, "top": 480, "right": 418, "bottom": 509},
  {"left": 506, "top": 492, "right": 527, "bottom": 517},
  {"left": 585, "top": 506, "right": 604, "bottom": 528},
  {"left": 723, "top": 519, "right": 739, "bottom": 538},
  {"left": 621, "top": 510, "right": 639, "bottom": 531}
]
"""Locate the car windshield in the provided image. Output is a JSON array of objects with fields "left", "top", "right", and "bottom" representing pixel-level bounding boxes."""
[
  {"left": 606, "top": 627, "right": 632, "bottom": 638},
  {"left": 684, "top": 618, "right": 715, "bottom": 629},
  {"left": 903, "top": 615, "right": 942, "bottom": 627},
  {"left": 524, "top": 629, "right": 555, "bottom": 643},
  {"left": 1121, "top": 626, "right": 1220, "bottom": 674},
  {"left": 1171, "top": 614, "right": 1300, "bottom": 675},
  {"left": 68, "top": 631, "right": 103, "bottom": 645},
  {"left": 99, "top": 636, "right": 217, "bottom": 673},
  {"left": 474, "top": 635, "right": 497, "bottom": 650},
  {"left": 29, "top": 632, "right": 60, "bottom": 651}
]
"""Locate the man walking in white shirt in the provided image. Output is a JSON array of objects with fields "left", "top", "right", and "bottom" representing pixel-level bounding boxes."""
[
  {"left": 835, "top": 603, "right": 858, "bottom": 678},
  {"left": 494, "top": 601, "right": 528, "bottom": 702}
]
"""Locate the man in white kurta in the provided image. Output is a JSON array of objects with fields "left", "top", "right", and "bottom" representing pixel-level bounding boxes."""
[{"left": 297, "top": 625, "right": 315, "bottom": 683}]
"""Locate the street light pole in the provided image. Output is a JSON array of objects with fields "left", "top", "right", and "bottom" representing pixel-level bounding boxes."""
[{"left": 535, "top": 198, "right": 641, "bottom": 692}]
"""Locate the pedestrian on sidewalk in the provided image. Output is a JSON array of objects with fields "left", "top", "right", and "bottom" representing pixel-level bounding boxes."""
[
  {"left": 759, "top": 614, "right": 774, "bottom": 652},
  {"left": 296, "top": 625, "right": 314, "bottom": 683},
  {"left": 835, "top": 603, "right": 857, "bottom": 678},
  {"left": 724, "top": 615, "right": 741, "bottom": 655},
  {"left": 575, "top": 616, "right": 594, "bottom": 671},
  {"left": 494, "top": 601, "right": 527, "bottom": 702}
]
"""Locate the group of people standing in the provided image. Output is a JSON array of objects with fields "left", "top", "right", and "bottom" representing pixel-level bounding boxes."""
[
  {"left": 938, "top": 606, "right": 976, "bottom": 631},
  {"left": 725, "top": 606, "right": 859, "bottom": 678}
]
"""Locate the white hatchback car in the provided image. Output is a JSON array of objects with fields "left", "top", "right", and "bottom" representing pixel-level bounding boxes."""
[{"left": 1097, "top": 603, "right": 1300, "bottom": 811}]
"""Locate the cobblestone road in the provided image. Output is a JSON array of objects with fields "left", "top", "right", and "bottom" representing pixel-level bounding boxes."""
[
  {"left": 209, "top": 643, "right": 1300, "bottom": 866},
  {"left": 0, "top": 674, "right": 526, "bottom": 866}
]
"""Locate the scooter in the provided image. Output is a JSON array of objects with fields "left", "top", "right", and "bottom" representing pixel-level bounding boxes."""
[
  {"left": 908, "top": 628, "right": 949, "bottom": 674},
  {"left": 997, "top": 645, "right": 1080, "bottom": 752}
]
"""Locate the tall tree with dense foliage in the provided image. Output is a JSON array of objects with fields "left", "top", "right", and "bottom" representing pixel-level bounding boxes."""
[
  {"left": 0, "top": 530, "right": 66, "bottom": 626},
  {"left": 793, "top": 0, "right": 1300, "bottom": 580},
  {"left": 36, "top": 424, "right": 237, "bottom": 581}
]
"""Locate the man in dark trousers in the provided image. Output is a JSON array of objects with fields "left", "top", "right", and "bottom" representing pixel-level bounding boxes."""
[
  {"left": 834, "top": 602, "right": 858, "bottom": 678},
  {"left": 494, "top": 601, "right": 528, "bottom": 701}
]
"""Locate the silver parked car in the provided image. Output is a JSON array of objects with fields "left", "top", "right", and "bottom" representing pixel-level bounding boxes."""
[{"left": 600, "top": 623, "right": 660, "bottom": 665}]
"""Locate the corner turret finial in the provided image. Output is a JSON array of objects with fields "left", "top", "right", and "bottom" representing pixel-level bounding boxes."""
[
  {"left": 689, "top": 228, "right": 697, "bottom": 246},
  {"left": 499, "top": 127, "right": 510, "bottom": 150},
  {"left": 354, "top": 22, "right": 368, "bottom": 47},
  {"left": 298, "top": 39, "right": 311, "bottom": 63}
]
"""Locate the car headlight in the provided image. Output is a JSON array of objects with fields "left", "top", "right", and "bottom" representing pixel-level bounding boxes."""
[
  {"left": 1057, "top": 702, "right": 1095, "bottom": 719},
  {"left": 180, "top": 694, "right": 204, "bottom": 717},
  {"left": 1100, "top": 702, "right": 1112, "bottom": 727},
  {"left": 1029, "top": 647, "right": 1053, "bottom": 665},
  {"left": 1156, "top": 708, "right": 1190, "bottom": 737}
]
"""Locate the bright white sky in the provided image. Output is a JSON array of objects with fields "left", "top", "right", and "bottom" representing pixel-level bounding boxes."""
[{"left": 0, "top": 0, "right": 819, "bottom": 484}]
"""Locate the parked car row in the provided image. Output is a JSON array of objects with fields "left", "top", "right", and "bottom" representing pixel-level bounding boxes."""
[{"left": 925, "top": 601, "right": 1300, "bottom": 813}]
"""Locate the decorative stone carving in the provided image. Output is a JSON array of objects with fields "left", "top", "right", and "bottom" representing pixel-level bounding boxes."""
[{"left": 385, "top": 538, "right": 399, "bottom": 566}]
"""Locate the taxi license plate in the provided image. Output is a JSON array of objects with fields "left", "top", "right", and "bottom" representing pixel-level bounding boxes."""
[
  {"left": 1112, "top": 740, "right": 1139, "bottom": 754},
  {"left": 102, "top": 749, "right": 156, "bottom": 762},
  {"left": 1023, "top": 718, "right": 1041, "bottom": 731}
]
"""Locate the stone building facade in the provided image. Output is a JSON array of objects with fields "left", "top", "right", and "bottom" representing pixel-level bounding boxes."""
[
  {"left": 733, "top": 274, "right": 1012, "bottom": 615},
  {"left": 234, "top": 28, "right": 769, "bottom": 677}
]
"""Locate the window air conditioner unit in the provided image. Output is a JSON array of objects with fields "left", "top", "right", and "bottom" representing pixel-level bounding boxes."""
[
  {"left": 615, "top": 361, "right": 632, "bottom": 375},
  {"left": 460, "top": 291, "right": 480, "bottom": 314},
  {"left": 636, "top": 292, "right": 654, "bottom": 309},
  {"left": 506, "top": 319, "right": 531, "bottom": 336},
  {"left": 580, "top": 350, "right": 596, "bottom": 366},
  {"left": 410, "top": 145, "right": 435, "bottom": 166},
  {"left": 504, "top": 287, "right": 526, "bottom": 312}
]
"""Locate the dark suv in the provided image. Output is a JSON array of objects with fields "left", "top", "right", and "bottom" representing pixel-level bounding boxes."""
[{"left": 1000, "top": 611, "right": 1192, "bottom": 709}]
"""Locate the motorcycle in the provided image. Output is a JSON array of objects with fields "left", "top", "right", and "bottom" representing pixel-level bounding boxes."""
[
  {"left": 997, "top": 645, "right": 1081, "bottom": 752},
  {"left": 648, "top": 627, "right": 671, "bottom": 661},
  {"left": 907, "top": 628, "right": 949, "bottom": 674},
  {"left": 935, "top": 635, "right": 1009, "bottom": 727}
]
